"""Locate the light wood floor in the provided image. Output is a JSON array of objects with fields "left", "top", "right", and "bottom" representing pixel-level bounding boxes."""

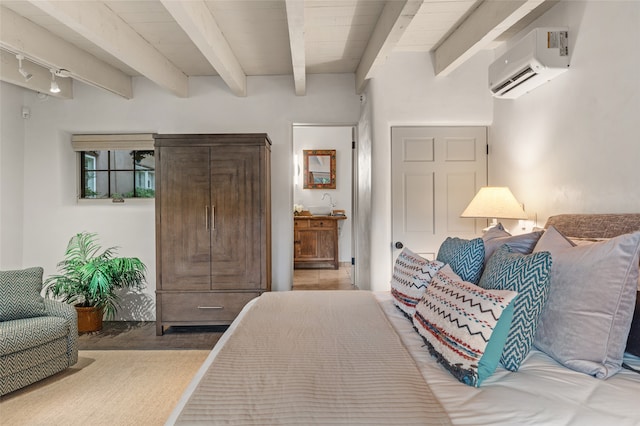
[{"left": 292, "top": 264, "right": 356, "bottom": 290}]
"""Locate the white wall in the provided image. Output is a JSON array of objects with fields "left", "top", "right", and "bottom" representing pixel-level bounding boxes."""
[
  {"left": 4, "top": 73, "right": 359, "bottom": 320},
  {"left": 0, "top": 82, "right": 26, "bottom": 269},
  {"left": 293, "top": 125, "right": 353, "bottom": 262},
  {"left": 365, "top": 50, "right": 494, "bottom": 290},
  {"left": 490, "top": 1, "right": 640, "bottom": 229}
]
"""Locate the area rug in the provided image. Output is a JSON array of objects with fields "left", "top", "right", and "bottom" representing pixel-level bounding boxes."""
[{"left": 0, "top": 350, "right": 209, "bottom": 425}]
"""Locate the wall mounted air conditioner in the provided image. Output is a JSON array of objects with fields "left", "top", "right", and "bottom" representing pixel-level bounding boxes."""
[{"left": 489, "top": 27, "right": 569, "bottom": 99}]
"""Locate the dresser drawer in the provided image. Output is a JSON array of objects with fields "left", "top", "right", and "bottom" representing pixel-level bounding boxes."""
[
  {"left": 310, "top": 219, "right": 334, "bottom": 228},
  {"left": 294, "top": 219, "right": 310, "bottom": 228},
  {"left": 160, "top": 292, "right": 261, "bottom": 322}
]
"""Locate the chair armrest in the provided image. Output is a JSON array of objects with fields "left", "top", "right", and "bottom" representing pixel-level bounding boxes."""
[{"left": 44, "top": 299, "right": 78, "bottom": 365}]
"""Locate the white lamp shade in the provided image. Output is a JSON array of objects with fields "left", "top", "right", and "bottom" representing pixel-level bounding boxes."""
[{"left": 461, "top": 187, "right": 527, "bottom": 220}]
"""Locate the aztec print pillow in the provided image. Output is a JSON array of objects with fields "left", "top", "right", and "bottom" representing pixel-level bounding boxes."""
[
  {"left": 391, "top": 247, "right": 444, "bottom": 318},
  {"left": 479, "top": 245, "right": 552, "bottom": 371},
  {"left": 436, "top": 237, "right": 485, "bottom": 284},
  {"left": 0, "top": 266, "right": 45, "bottom": 321},
  {"left": 413, "top": 265, "right": 517, "bottom": 387}
]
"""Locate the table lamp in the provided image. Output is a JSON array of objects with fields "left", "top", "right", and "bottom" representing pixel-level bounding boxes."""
[{"left": 461, "top": 186, "right": 527, "bottom": 230}]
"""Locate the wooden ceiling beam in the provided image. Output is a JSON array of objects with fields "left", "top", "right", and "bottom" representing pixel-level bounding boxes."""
[
  {"left": 0, "top": 6, "right": 130, "bottom": 99},
  {"left": 434, "top": 0, "right": 546, "bottom": 76},
  {"left": 285, "top": 0, "right": 306, "bottom": 96},
  {"left": 355, "top": 0, "right": 423, "bottom": 94},
  {"left": 161, "top": 0, "right": 246, "bottom": 97},
  {"left": 27, "top": 0, "right": 188, "bottom": 97}
]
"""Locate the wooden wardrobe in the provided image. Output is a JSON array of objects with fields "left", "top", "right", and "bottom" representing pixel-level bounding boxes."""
[{"left": 154, "top": 134, "right": 271, "bottom": 335}]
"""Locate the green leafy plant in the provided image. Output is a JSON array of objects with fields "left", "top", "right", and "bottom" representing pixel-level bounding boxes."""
[{"left": 44, "top": 232, "right": 147, "bottom": 319}]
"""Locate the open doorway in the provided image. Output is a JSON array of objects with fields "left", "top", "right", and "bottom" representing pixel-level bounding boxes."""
[{"left": 292, "top": 124, "right": 356, "bottom": 290}]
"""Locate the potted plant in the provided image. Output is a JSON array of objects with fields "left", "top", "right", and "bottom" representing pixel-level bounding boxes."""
[{"left": 44, "top": 232, "right": 147, "bottom": 333}]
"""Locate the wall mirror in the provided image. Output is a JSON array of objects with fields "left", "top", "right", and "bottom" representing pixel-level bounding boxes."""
[{"left": 303, "top": 149, "right": 336, "bottom": 189}]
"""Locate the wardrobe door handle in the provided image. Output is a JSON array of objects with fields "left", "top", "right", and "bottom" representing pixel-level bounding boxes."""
[
  {"left": 205, "top": 206, "right": 210, "bottom": 229},
  {"left": 212, "top": 205, "right": 216, "bottom": 230},
  {"left": 198, "top": 306, "right": 223, "bottom": 310}
]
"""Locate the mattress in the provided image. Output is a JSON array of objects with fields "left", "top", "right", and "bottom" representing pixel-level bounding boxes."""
[
  {"left": 168, "top": 291, "right": 640, "bottom": 426},
  {"left": 377, "top": 292, "right": 640, "bottom": 426}
]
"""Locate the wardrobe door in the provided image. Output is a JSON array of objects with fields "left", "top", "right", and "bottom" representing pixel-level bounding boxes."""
[
  {"left": 158, "top": 146, "right": 211, "bottom": 290},
  {"left": 209, "top": 146, "right": 261, "bottom": 289}
]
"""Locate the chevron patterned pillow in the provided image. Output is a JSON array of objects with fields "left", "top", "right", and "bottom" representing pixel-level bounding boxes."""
[
  {"left": 436, "top": 237, "right": 485, "bottom": 284},
  {"left": 413, "top": 265, "right": 517, "bottom": 387},
  {"left": 0, "top": 267, "right": 46, "bottom": 321},
  {"left": 479, "top": 245, "right": 552, "bottom": 371},
  {"left": 391, "top": 247, "right": 444, "bottom": 318}
]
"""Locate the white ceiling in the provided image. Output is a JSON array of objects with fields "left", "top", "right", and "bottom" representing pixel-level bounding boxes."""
[{"left": 0, "top": 0, "right": 556, "bottom": 99}]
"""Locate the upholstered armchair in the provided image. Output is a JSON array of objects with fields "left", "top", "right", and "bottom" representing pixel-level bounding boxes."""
[{"left": 0, "top": 267, "right": 78, "bottom": 396}]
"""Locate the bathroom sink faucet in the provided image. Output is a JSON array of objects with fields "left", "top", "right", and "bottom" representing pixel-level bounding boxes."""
[{"left": 322, "top": 193, "right": 336, "bottom": 212}]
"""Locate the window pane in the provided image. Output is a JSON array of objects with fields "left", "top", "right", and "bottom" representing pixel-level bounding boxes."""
[
  {"left": 84, "top": 171, "right": 109, "bottom": 198},
  {"left": 110, "top": 171, "right": 134, "bottom": 197},
  {"left": 114, "top": 150, "right": 135, "bottom": 170},
  {"left": 93, "top": 151, "right": 109, "bottom": 170},
  {"left": 133, "top": 150, "right": 155, "bottom": 170}
]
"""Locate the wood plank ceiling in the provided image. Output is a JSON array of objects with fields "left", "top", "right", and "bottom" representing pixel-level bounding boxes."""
[{"left": 0, "top": 0, "right": 556, "bottom": 99}]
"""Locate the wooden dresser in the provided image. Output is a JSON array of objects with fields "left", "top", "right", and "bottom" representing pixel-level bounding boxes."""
[
  {"left": 154, "top": 134, "right": 271, "bottom": 335},
  {"left": 294, "top": 216, "right": 346, "bottom": 269}
]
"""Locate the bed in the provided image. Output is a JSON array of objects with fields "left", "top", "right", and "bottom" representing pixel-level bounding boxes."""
[{"left": 167, "top": 214, "right": 640, "bottom": 425}]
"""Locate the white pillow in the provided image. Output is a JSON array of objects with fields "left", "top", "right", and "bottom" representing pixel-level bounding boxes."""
[{"left": 390, "top": 247, "right": 444, "bottom": 318}]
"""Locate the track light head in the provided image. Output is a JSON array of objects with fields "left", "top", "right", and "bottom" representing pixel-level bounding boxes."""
[
  {"left": 15, "top": 54, "right": 33, "bottom": 81},
  {"left": 19, "top": 68, "right": 33, "bottom": 81},
  {"left": 49, "top": 69, "right": 61, "bottom": 93}
]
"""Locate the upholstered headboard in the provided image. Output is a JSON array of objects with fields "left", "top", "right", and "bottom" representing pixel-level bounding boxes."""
[{"left": 545, "top": 214, "right": 640, "bottom": 239}]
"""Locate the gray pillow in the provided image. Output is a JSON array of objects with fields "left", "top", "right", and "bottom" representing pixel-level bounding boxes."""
[
  {"left": 483, "top": 228, "right": 544, "bottom": 265},
  {"left": 533, "top": 226, "right": 640, "bottom": 378},
  {"left": 0, "top": 267, "right": 46, "bottom": 321}
]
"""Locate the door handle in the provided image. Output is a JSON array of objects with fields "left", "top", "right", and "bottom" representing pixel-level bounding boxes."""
[{"left": 394, "top": 241, "right": 404, "bottom": 249}]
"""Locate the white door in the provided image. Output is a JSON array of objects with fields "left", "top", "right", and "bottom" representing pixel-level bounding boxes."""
[{"left": 391, "top": 126, "right": 487, "bottom": 262}]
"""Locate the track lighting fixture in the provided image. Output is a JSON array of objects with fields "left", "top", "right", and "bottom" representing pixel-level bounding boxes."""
[
  {"left": 49, "top": 69, "right": 61, "bottom": 93},
  {"left": 16, "top": 54, "right": 33, "bottom": 81}
]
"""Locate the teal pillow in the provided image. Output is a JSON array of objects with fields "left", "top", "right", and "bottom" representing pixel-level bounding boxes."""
[
  {"left": 479, "top": 245, "right": 552, "bottom": 371},
  {"left": 436, "top": 237, "right": 485, "bottom": 284},
  {"left": 413, "top": 265, "right": 517, "bottom": 387},
  {"left": 0, "top": 267, "right": 46, "bottom": 321}
]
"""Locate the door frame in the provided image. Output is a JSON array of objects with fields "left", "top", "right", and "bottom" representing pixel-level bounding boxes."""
[{"left": 291, "top": 123, "right": 359, "bottom": 286}]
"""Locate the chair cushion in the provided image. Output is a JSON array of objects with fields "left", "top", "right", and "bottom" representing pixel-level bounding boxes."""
[
  {"left": 0, "top": 267, "right": 45, "bottom": 321},
  {"left": 0, "top": 316, "right": 70, "bottom": 356}
]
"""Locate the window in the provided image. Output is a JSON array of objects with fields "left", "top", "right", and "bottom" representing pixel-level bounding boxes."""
[
  {"left": 80, "top": 150, "right": 155, "bottom": 199},
  {"left": 72, "top": 134, "right": 155, "bottom": 200}
]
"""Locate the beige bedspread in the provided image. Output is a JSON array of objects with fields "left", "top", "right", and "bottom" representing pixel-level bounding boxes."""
[{"left": 174, "top": 291, "right": 451, "bottom": 425}]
